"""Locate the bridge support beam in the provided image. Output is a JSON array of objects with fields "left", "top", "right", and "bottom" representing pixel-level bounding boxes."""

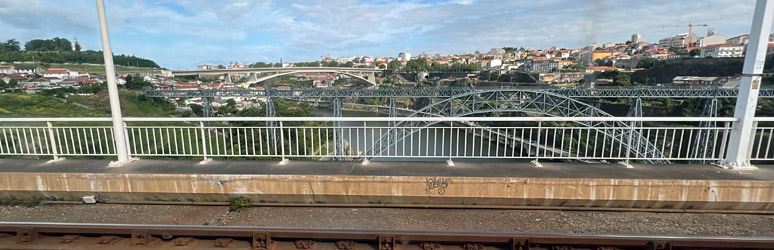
[
  {"left": 627, "top": 97, "right": 643, "bottom": 128},
  {"left": 723, "top": 0, "right": 773, "bottom": 170},
  {"left": 97, "top": 0, "right": 132, "bottom": 166},
  {"left": 333, "top": 97, "right": 345, "bottom": 161},
  {"left": 225, "top": 73, "right": 232, "bottom": 84},
  {"left": 266, "top": 97, "right": 278, "bottom": 157},
  {"left": 202, "top": 97, "right": 214, "bottom": 119},
  {"left": 691, "top": 98, "right": 718, "bottom": 164}
]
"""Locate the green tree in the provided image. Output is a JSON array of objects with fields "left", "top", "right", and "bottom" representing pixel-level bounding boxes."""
[
  {"left": 668, "top": 46, "right": 681, "bottom": 53},
  {"left": 597, "top": 70, "right": 633, "bottom": 86},
  {"left": 8, "top": 79, "right": 18, "bottom": 88},
  {"left": 378, "top": 64, "right": 386, "bottom": 69},
  {"left": 689, "top": 48, "right": 701, "bottom": 57},
  {"left": 594, "top": 59, "right": 611, "bottom": 66},
  {"left": 0, "top": 79, "right": 6, "bottom": 89},
  {"left": 188, "top": 104, "right": 204, "bottom": 116},
  {"left": 74, "top": 43, "right": 82, "bottom": 52},
  {"left": 636, "top": 58, "right": 657, "bottom": 69},
  {"left": 387, "top": 60, "right": 402, "bottom": 70},
  {"left": 217, "top": 99, "right": 238, "bottom": 116},
  {"left": 1, "top": 39, "right": 21, "bottom": 52},
  {"left": 124, "top": 74, "right": 153, "bottom": 90}
]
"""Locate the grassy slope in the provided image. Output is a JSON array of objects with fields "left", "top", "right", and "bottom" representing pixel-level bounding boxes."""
[
  {"left": 11, "top": 63, "right": 157, "bottom": 74},
  {"left": 0, "top": 90, "right": 177, "bottom": 118}
]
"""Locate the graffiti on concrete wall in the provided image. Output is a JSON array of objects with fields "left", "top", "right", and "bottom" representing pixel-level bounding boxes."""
[{"left": 425, "top": 177, "right": 453, "bottom": 195}]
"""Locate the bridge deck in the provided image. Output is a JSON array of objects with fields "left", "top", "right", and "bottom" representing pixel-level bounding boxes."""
[
  {"left": 0, "top": 159, "right": 770, "bottom": 180},
  {"left": 1, "top": 159, "right": 771, "bottom": 211}
]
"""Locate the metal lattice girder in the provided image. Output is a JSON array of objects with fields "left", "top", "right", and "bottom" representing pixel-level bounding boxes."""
[
  {"left": 202, "top": 98, "right": 214, "bottom": 118},
  {"left": 366, "top": 89, "right": 669, "bottom": 164},
  {"left": 690, "top": 98, "right": 719, "bottom": 164},
  {"left": 266, "top": 97, "right": 277, "bottom": 151},
  {"left": 333, "top": 97, "right": 345, "bottom": 161},
  {"left": 145, "top": 87, "right": 774, "bottom": 99},
  {"left": 627, "top": 98, "right": 643, "bottom": 128}
]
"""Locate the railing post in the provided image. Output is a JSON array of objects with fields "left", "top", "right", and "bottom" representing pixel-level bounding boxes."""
[
  {"left": 361, "top": 121, "right": 370, "bottom": 166},
  {"left": 199, "top": 121, "right": 211, "bottom": 164},
  {"left": 747, "top": 121, "right": 759, "bottom": 161},
  {"left": 620, "top": 121, "right": 635, "bottom": 168},
  {"left": 45, "top": 121, "right": 63, "bottom": 163},
  {"left": 722, "top": 0, "right": 773, "bottom": 170},
  {"left": 123, "top": 121, "right": 131, "bottom": 158},
  {"left": 718, "top": 121, "right": 731, "bottom": 162},
  {"left": 278, "top": 121, "right": 289, "bottom": 165},
  {"left": 531, "top": 121, "right": 542, "bottom": 167},
  {"left": 447, "top": 122, "right": 455, "bottom": 166}
]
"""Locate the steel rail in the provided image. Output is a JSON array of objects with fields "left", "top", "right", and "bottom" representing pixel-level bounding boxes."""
[{"left": 0, "top": 222, "right": 771, "bottom": 249}]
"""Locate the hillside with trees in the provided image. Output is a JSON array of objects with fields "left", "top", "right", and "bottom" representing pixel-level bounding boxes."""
[{"left": 0, "top": 38, "right": 160, "bottom": 68}]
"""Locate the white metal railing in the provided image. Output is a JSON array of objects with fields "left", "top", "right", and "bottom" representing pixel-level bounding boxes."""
[
  {"left": 751, "top": 117, "right": 774, "bottom": 161},
  {"left": 3, "top": 116, "right": 767, "bottom": 164}
]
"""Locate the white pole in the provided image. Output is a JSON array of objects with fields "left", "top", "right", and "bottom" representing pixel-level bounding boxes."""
[
  {"left": 722, "top": 0, "right": 774, "bottom": 169},
  {"left": 96, "top": 0, "right": 130, "bottom": 163}
]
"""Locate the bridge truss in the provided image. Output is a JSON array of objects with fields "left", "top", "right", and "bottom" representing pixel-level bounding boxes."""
[
  {"left": 145, "top": 87, "right": 768, "bottom": 163},
  {"left": 365, "top": 90, "right": 670, "bottom": 164}
]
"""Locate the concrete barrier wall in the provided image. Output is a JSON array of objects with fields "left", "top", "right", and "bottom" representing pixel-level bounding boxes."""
[{"left": 0, "top": 172, "right": 772, "bottom": 210}]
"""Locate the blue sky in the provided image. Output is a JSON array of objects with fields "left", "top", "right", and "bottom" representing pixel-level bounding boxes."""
[{"left": 0, "top": 0, "right": 764, "bottom": 69}]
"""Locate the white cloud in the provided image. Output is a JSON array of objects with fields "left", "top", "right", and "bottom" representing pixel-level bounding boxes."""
[{"left": 0, "top": 0, "right": 764, "bottom": 68}]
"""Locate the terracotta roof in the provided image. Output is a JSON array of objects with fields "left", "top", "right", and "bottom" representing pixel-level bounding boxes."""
[{"left": 44, "top": 69, "right": 68, "bottom": 74}]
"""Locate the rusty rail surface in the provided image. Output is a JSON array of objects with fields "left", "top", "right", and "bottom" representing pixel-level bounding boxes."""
[{"left": 0, "top": 222, "right": 772, "bottom": 249}]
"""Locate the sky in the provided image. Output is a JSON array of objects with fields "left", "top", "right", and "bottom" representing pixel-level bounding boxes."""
[{"left": 0, "top": 0, "right": 765, "bottom": 69}]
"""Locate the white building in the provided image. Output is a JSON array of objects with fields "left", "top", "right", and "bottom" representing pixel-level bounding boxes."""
[
  {"left": 487, "top": 59, "right": 502, "bottom": 68},
  {"left": 42, "top": 69, "right": 69, "bottom": 79},
  {"left": 490, "top": 48, "right": 506, "bottom": 55},
  {"left": 197, "top": 64, "right": 217, "bottom": 70},
  {"left": 659, "top": 33, "right": 699, "bottom": 48},
  {"left": 698, "top": 34, "right": 727, "bottom": 47},
  {"left": 336, "top": 56, "right": 355, "bottom": 64},
  {"left": 0, "top": 66, "right": 15, "bottom": 74},
  {"left": 726, "top": 34, "right": 749, "bottom": 45},
  {"left": 700, "top": 44, "right": 744, "bottom": 58},
  {"left": 631, "top": 33, "right": 643, "bottom": 44},
  {"left": 398, "top": 52, "right": 411, "bottom": 61}
]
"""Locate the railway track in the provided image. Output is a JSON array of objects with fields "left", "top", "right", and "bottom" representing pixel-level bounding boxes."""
[{"left": 0, "top": 222, "right": 771, "bottom": 249}]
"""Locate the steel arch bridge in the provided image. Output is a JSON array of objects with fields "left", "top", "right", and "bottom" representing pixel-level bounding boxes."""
[
  {"left": 144, "top": 87, "right": 774, "bottom": 99},
  {"left": 365, "top": 89, "right": 669, "bottom": 164}
]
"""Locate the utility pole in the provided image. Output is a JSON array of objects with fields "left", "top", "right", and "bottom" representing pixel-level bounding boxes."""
[
  {"left": 722, "top": 0, "right": 773, "bottom": 169},
  {"left": 96, "top": 0, "right": 132, "bottom": 166}
]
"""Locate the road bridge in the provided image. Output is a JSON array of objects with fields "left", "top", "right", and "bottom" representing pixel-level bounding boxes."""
[{"left": 171, "top": 67, "right": 383, "bottom": 86}]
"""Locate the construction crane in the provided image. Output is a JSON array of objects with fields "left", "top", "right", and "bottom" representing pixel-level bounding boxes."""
[{"left": 651, "top": 22, "right": 708, "bottom": 48}]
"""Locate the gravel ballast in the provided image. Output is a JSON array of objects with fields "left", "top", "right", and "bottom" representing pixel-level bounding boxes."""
[{"left": 1, "top": 204, "right": 772, "bottom": 236}]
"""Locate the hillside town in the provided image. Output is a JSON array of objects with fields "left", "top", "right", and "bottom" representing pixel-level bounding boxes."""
[{"left": 0, "top": 30, "right": 764, "bottom": 94}]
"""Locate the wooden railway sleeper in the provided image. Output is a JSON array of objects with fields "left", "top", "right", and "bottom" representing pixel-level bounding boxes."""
[
  {"left": 60, "top": 234, "right": 81, "bottom": 243},
  {"left": 16, "top": 228, "right": 36, "bottom": 243},
  {"left": 214, "top": 238, "right": 235, "bottom": 248},
  {"left": 295, "top": 239, "right": 315, "bottom": 249},
  {"left": 419, "top": 242, "right": 442, "bottom": 250},
  {"left": 97, "top": 235, "right": 122, "bottom": 245},
  {"left": 131, "top": 230, "right": 158, "bottom": 247},
  {"left": 337, "top": 240, "right": 357, "bottom": 250},
  {"left": 173, "top": 237, "right": 196, "bottom": 247}
]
